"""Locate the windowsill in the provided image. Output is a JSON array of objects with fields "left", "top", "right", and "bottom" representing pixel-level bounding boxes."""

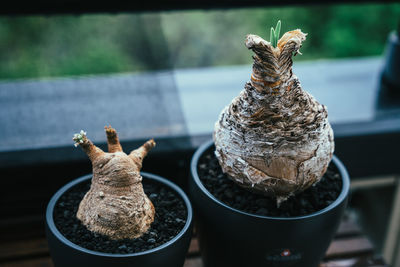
[{"left": 1, "top": 56, "right": 400, "bottom": 177}]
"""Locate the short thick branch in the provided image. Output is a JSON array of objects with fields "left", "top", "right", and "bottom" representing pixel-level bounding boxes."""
[{"left": 129, "top": 139, "right": 156, "bottom": 169}]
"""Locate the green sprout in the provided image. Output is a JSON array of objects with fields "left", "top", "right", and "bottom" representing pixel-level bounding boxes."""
[{"left": 269, "top": 20, "right": 281, "bottom": 48}]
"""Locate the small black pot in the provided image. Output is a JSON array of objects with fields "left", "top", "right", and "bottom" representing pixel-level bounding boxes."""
[
  {"left": 189, "top": 140, "right": 350, "bottom": 267},
  {"left": 46, "top": 172, "right": 193, "bottom": 267}
]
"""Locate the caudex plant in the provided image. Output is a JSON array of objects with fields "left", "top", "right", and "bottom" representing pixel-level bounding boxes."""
[
  {"left": 214, "top": 21, "right": 334, "bottom": 204},
  {"left": 72, "top": 126, "right": 156, "bottom": 240}
]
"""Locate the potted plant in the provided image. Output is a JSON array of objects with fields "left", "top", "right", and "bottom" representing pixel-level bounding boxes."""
[
  {"left": 46, "top": 126, "right": 193, "bottom": 267},
  {"left": 189, "top": 21, "right": 350, "bottom": 267}
]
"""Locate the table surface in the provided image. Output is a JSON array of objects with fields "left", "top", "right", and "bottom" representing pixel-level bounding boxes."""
[
  {"left": 0, "top": 214, "right": 388, "bottom": 267},
  {"left": 0, "top": 57, "right": 384, "bottom": 151},
  {"left": 2, "top": 57, "right": 397, "bottom": 162}
]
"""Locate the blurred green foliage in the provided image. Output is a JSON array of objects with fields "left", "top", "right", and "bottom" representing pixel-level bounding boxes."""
[{"left": 0, "top": 3, "right": 399, "bottom": 80}]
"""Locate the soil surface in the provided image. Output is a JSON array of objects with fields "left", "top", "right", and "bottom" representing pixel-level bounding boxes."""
[
  {"left": 198, "top": 148, "right": 342, "bottom": 217},
  {"left": 54, "top": 179, "right": 187, "bottom": 254}
]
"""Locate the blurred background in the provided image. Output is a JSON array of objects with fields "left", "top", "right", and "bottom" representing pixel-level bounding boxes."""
[
  {"left": 1, "top": 2, "right": 400, "bottom": 267},
  {"left": 0, "top": 3, "right": 399, "bottom": 80}
]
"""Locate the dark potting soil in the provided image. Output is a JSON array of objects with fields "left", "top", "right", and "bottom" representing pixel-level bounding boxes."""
[
  {"left": 198, "top": 148, "right": 342, "bottom": 217},
  {"left": 53, "top": 179, "right": 187, "bottom": 254}
]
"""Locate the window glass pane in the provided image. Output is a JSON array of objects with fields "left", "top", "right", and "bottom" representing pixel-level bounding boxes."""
[
  {"left": 0, "top": 14, "right": 170, "bottom": 79},
  {"left": 162, "top": 3, "right": 400, "bottom": 68},
  {"left": 0, "top": 3, "right": 399, "bottom": 80}
]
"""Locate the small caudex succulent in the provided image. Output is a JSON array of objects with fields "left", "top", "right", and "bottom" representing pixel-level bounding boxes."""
[
  {"left": 73, "top": 126, "right": 156, "bottom": 239},
  {"left": 214, "top": 21, "right": 334, "bottom": 204}
]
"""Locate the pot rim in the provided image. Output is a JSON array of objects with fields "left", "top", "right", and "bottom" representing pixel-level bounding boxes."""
[
  {"left": 190, "top": 139, "right": 350, "bottom": 221},
  {"left": 46, "top": 172, "right": 193, "bottom": 257}
]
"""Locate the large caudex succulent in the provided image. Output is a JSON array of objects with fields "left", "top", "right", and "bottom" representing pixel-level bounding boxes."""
[
  {"left": 73, "top": 126, "right": 156, "bottom": 239},
  {"left": 214, "top": 21, "right": 334, "bottom": 204}
]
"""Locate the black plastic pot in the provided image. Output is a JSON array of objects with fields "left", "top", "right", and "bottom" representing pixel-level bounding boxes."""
[
  {"left": 189, "top": 140, "right": 350, "bottom": 267},
  {"left": 46, "top": 172, "right": 193, "bottom": 267}
]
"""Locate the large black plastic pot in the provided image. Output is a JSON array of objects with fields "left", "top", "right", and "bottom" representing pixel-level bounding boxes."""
[
  {"left": 189, "top": 140, "right": 350, "bottom": 267},
  {"left": 46, "top": 172, "right": 193, "bottom": 267}
]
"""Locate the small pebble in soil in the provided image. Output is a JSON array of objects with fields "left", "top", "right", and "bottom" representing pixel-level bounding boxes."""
[
  {"left": 197, "top": 148, "right": 342, "bottom": 217},
  {"left": 53, "top": 180, "right": 187, "bottom": 254}
]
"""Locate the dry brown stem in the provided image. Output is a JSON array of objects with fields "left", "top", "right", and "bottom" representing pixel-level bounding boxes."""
[
  {"left": 73, "top": 127, "right": 155, "bottom": 239},
  {"left": 214, "top": 29, "right": 334, "bottom": 204}
]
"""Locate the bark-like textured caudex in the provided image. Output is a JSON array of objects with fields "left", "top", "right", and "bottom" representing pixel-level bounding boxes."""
[
  {"left": 73, "top": 126, "right": 155, "bottom": 240},
  {"left": 214, "top": 30, "right": 334, "bottom": 203}
]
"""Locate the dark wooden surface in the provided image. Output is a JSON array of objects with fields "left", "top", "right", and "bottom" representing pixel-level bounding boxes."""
[{"left": 0, "top": 214, "right": 388, "bottom": 267}]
